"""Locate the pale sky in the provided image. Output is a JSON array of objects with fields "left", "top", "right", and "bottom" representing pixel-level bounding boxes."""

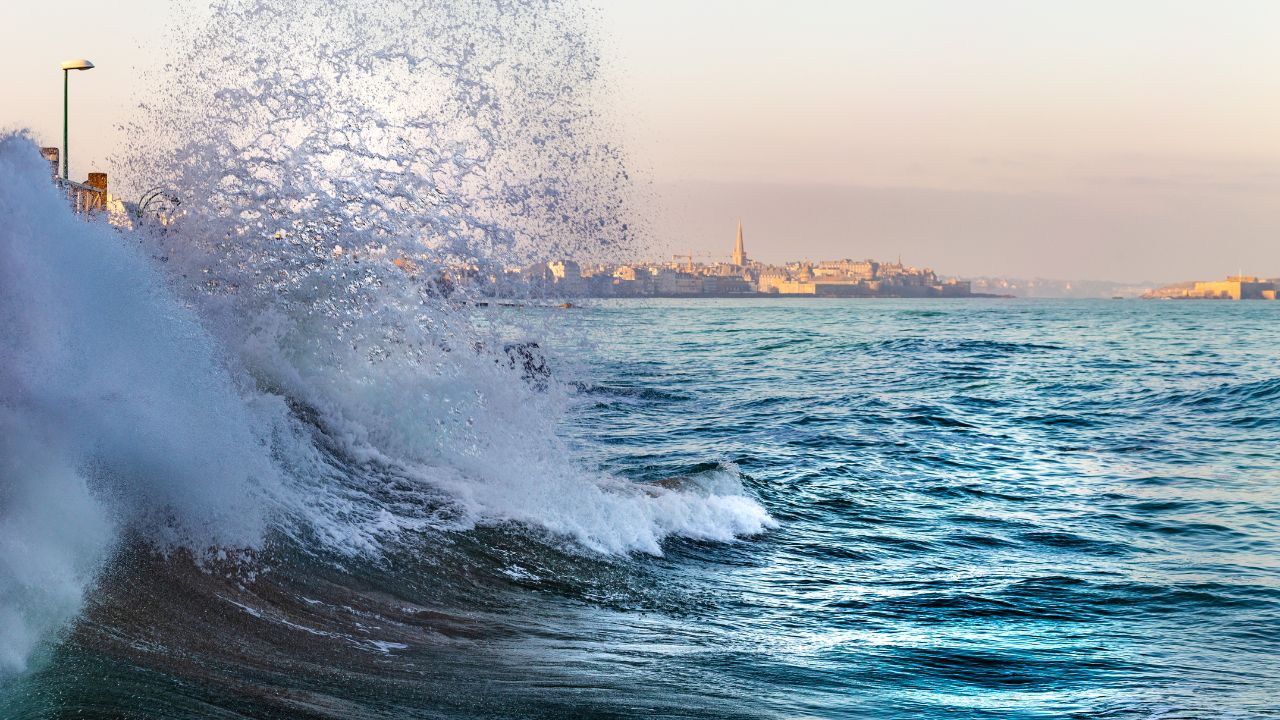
[{"left": 4, "top": 0, "right": 1279, "bottom": 281}]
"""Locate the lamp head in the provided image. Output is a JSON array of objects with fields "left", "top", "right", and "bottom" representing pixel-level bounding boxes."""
[{"left": 60, "top": 59, "right": 95, "bottom": 71}]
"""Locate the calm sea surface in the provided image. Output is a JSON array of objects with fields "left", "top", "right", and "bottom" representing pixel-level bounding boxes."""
[{"left": 555, "top": 298, "right": 1280, "bottom": 718}]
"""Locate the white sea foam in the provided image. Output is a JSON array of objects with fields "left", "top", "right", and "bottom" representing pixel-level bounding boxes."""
[
  {"left": 0, "top": 137, "right": 284, "bottom": 674},
  {"left": 0, "top": 129, "right": 772, "bottom": 674},
  {"left": 0, "top": 0, "right": 772, "bottom": 678}
]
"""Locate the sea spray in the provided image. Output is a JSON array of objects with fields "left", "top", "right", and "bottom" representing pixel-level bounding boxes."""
[
  {"left": 0, "top": 136, "right": 285, "bottom": 674},
  {"left": 103, "top": 0, "right": 773, "bottom": 557},
  {"left": 118, "top": 0, "right": 638, "bottom": 277},
  {"left": 0, "top": 0, "right": 774, "bottom": 687},
  {"left": 0, "top": 420, "right": 111, "bottom": 675}
]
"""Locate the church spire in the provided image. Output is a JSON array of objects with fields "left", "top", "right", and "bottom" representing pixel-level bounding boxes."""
[{"left": 733, "top": 220, "right": 746, "bottom": 266}]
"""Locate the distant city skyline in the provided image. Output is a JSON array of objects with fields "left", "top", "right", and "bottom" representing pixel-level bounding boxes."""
[
  {"left": 637, "top": 182, "right": 1279, "bottom": 284},
  {"left": 4, "top": 0, "right": 1279, "bottom": 282},
  {"left": 608, "top": 1, "right": 1280, "bottom": 283}
]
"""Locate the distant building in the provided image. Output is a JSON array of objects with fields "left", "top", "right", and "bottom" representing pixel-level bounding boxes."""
[
  {"left": 934, "top": 279, "right": 972, "bottom": 297},
  {"left": 814, "top": 259, "right": 877, "bottom": 280},
  {"left": 654, "top": 268, "right": 702, "bottom": 295},
  {"left": 547, "top": 259, "right": 581, "bottom": 281},
  {"left": 701, "top": 275, "right": 752, "bottom": 295},
  {"left": 1144, "top": 275, "right": 1278, "bottom": 300},
  {"left": 547, "top": 260, "right": 586, "bottom": 294},
  {"left": 732, "top": 221, "right": 747, "bottom": 267},
  {"left": 1192, "top": 276, "right": 1274, "bottom": 300},
  {"left": 757, "top": 270, "right": 789, "bottom": 293},
  {"left": 773, "top": 281, "right": 817, "bottom": 295},
  {"left": 499, "top": 221, "right": 976, "bottom": 299}
]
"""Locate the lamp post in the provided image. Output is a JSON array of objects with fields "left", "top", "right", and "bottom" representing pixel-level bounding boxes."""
[{"left": 59, "top": 59, "right": 95, "bottom": 181}]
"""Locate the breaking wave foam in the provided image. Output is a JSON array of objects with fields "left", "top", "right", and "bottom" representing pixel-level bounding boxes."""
[
  {"left": 0, "top": 132, "right": 769, "bottom": 677},
  {"left": 0, "top": 0, "right": 773, "bottom": 679},
  {"left": 0, "top": 138, "right": 285, "bottom": 674}
]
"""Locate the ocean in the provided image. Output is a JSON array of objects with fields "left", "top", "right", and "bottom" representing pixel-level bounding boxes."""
[
  {"left": 560, "top": 298, "right": 1280, "bottom": 718},
  {"left": 3, "top": 237, "right": 1278, "bottom": 717},
  {"left": 1, "top": 0, "right": 1277, "bottom": 712}
]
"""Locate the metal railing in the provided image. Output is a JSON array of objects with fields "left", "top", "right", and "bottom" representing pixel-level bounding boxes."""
[{"left": 54, "top": 176, "right": 107, "bottom": 215}]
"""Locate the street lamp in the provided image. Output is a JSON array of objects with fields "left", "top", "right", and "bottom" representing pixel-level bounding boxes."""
[{"left": 59, "top": 58, "right": 95, "bottom": 181}]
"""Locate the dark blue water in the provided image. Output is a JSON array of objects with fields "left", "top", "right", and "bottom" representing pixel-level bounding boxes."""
[
  {"left": 555, "top": 298, "right": 1280, "bottom": 718},
  {"left": 6, "top": 298, "right": 1279, "bottom": 719}
]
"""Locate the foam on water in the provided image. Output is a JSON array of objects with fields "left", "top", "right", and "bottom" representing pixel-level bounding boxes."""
[
  {"left": 0, "top": 138, "right": 285, "bottom": 673},
  {"left": 0, "top": 0, "right": 772, "bottom": 678}
]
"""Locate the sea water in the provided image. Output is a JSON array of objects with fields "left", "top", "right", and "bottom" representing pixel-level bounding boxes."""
[
  {"left": 6, "top": 287, "right": 1278, "bottom": 717},
  {"left": 556, "top": 298, "right": 1280, "bottom": 718},
  {"left": 0, "top": 0, "right": 1276, "bottom": 712}
]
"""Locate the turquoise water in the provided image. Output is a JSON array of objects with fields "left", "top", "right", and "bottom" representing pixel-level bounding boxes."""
[
  {"left": 556, "top": 298, "right": 1280, "bottom": 718},
  {"left": 5, "top": 297, "right": 1279, "bottom": 718}
]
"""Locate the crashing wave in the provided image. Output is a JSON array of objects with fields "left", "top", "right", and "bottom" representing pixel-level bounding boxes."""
[{"left": 0, "top": 0, "right": 771, "bottom": 681}]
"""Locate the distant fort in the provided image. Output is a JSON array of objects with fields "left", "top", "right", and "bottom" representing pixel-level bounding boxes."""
[
  {"left": 1142, "top": 276, "right": 1280, "bottom": 301},
  {"left": 524, "top": 222, "right": 977, "bottom": 298}
]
